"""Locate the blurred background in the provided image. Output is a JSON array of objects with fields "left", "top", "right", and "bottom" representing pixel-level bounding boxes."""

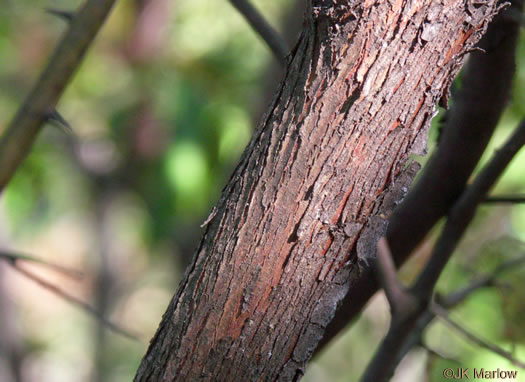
[{"left": 0, "top": 0, "right": 525, "bottom": 381}]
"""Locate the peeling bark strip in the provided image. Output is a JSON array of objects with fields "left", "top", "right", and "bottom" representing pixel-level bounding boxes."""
[
  {"left": 135, "top": 1, "right": 498, "bottom": 380},
  {"left": 318, "top": 0, "right": 522, "bottom": 354}
]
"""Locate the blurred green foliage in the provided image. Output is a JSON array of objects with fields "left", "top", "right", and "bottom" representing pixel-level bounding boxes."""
[{"left": 0, "top": 1, "right": 525, "bottom": 381}]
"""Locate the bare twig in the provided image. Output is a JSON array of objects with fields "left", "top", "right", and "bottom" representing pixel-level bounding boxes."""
[
  {"left": 413, "top": 120, "right": 525, "bottom": 296},
  {"left": 442, "top": 255, "right": 525, "bottom": 307},
  {"left": 485, "top": 195, "right": 525, "bottom": 204},
  {"left": 360, "top": 241, "right": 425, "bottom": 382},
  {"left": 432, "top": 303, "right": 525, "bottom": 369},
  {"left": 0, "top": 250, "right": 84, "bottom": 280},
  {"left": 6, "top": 260, "right": 140, "bottom": 342},
  {"left": 229, "top": 0, "right": 289, "bottom": 65},
  {"left": 393, "top": 310, "right": 436, "bottom": 365},
  {"left": 359, "top": 119, "right": 525, "bottom": 382},
  {"left": 375, "top": 238, "right": 418, "bottom": 319},
  {"left": 0, "top": 0, "right": 118, "bottom": 192},
  {"left": 393, "top": 254, "right": 525, "bottom": 364}
]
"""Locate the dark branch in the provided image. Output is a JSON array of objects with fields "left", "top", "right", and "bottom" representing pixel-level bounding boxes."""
[
  {"left": 359, "top": 118, "right": 525, "bottom": 382},
  {"left": 485, "top": 195, "right": 525, "bottom": 204},
  {"left": 413, "top": 119, "right": 525, "bottom": 296},
  {"left": 5, "top": 260, "right": 140, "bottom": 342},
  {"left": 374, "top": 238, "right": 418, "bottom": 319},
  {"left": 393, "top": 253, "right": 525, "bottom": 365},
  {"left": 503, "top": 6, "right": 525, "bottom": 26},
  {"left": 442, "top": 254, "right": 525, "bottom": 307},
  {"left": 0, "top": 250, "right": 84, "bottom": 280},
  {"left": 432, "top": 303, "right": 525, "bottom": 369},
  {"left": 0, "top": 0, "right": 117, "bottom": 192},
  {"left": 229, "top": 0, "right": 290, "bottom": 65}
]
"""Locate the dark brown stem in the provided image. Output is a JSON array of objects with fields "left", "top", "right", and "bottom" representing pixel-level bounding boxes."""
[
  {"left": 359, "top": 306, "right": 425, "bottom": 382},
  {"left": 432, "top": 303, "right": 525, "bottom": 369},
  {"left": 360, "top": 118, "right": 525, "bottom": 382},
  {"left": 413, "top": 120, "right": 525, "bottom": 296},
  {"left": 0, "top": 250, "right": 84, "bottom": 279},
  {"left": 229, "top": 0, "right": 290, "bottom": 64},
  {"left": 6, "top": 260, "right": 140, "bottom": 342},
  {"left": 374, "top": 238, "right": 418, "bottom": 319},
  {"left": 0, "top": 0, "right": 117, "bottom": 192},
  {"left": 393, "top": 254, "right": 525, "bottom": 366},
  {"left": 485, "top": 195, "right": 525, "bottom": 203}
]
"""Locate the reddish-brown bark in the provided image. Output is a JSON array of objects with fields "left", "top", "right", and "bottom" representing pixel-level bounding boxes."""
[
  {"left": 135, "top": 1, "right": 498, "bottom": 380},
  {"left": 319, "top": 0, "right": 521, "bottom": 352}
]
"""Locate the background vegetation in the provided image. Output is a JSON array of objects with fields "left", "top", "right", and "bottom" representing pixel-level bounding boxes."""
[{"left": 1, "top": 0, "right": 525, "bottom": 380}]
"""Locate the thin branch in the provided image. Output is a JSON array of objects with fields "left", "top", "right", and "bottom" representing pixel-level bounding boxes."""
[
  {"left": 432, "top": 303, "right": 525, "bottom": 369},
  {"left": 6, "top": 260, "right": 141, "bottom": 342},
  {"left": 0, "top": 0, "right": 118, "bottom": 192},
  {"left": 359, "top": 118, "right": 525, "bottom": 382},
  {"left": 0, "top": 265, "right": 24, "bottom": 382},
  {"left": 393, "top": 310, "right": 436, "bottom": 365},
  {"left": 0, "top": 250, "right": 84, "bottom": 280},
  {"left": 375, "top": 238, "right": 418, "bottom": 318},
  {"left": 485, "top": 195, "right": 525, "bottom": 204},
  {"left": 359, "top": 304, "right": 425, "bottom": 382},
  {"left": 442, "top": 254, "right": 525, "bottom": 307},
  {"left": 229, "top": 0, "right": 289, "bottom": 65},
  {"left": 413, "top": 119, "right": 525, "bottom": 296},
  {"left": 393, "top": 253, "right": 525, "bottom": 364}
]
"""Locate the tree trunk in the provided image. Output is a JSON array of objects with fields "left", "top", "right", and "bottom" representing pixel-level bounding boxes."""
[{"left": 135, "top": 1, "right": 498, "bottom": 380}]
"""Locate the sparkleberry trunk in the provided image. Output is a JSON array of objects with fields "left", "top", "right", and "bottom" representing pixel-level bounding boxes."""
[{"left": 135, "top": 1, "right": 498, "bottom": 380}]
